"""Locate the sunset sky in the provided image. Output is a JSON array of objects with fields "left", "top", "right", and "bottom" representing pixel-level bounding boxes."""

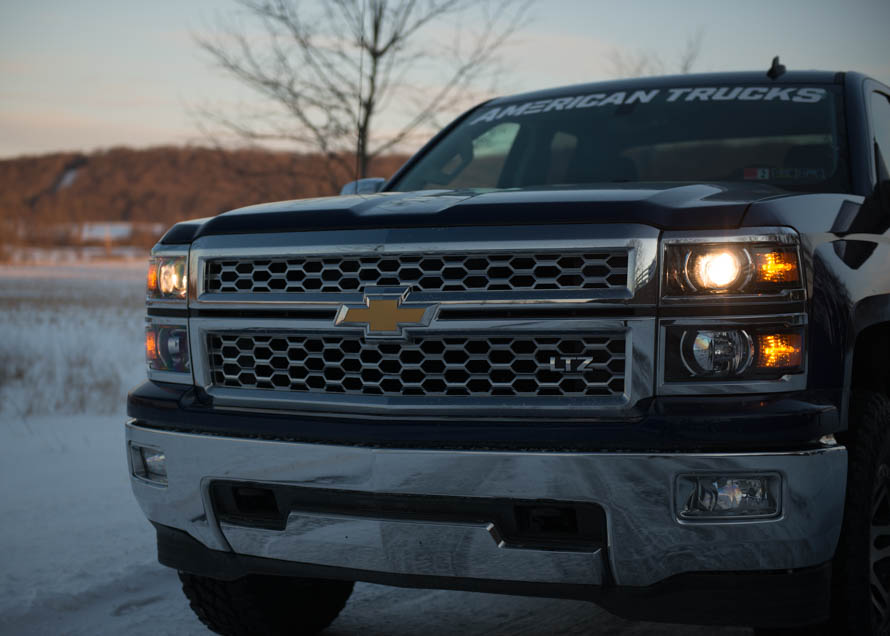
[{"left": 2, "top": 0, "right": 888, "bottom": 158}]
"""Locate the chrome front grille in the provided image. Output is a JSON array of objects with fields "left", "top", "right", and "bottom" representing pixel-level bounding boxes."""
[
  {"left": 207, "top": 333, "right": 626, "bottom": 398},
  {"left": 204, "top": 250, "right": 628, "bottom": 295},
  {"left": 190, "top": 224, "right": 660, "bottom": 415}
]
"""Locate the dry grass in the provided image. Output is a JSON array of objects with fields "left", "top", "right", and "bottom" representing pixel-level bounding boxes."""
[{"left": 0, "top": 264, "right": 146, "bottom": 418}]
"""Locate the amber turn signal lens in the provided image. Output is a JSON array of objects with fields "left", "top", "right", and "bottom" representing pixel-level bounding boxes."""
[
  {"left": 145, "top": 329, "right": 159, "bottom": 363},
  {"left": 753, "top": 250, "right": 798, "bottom": 284},
  {"left": 147, "top": 261, "right": 159, "bottom": 293},
  {"left": 755, "top": 333, "right": 802, "bottom": 369}
]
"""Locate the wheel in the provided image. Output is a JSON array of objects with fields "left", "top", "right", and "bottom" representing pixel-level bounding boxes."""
[
  {"left": 178, "top": 572, "right": 354, "bottom": 636},
  {"left": 832, "top": 392, "right": 890, "bottom": 634}
]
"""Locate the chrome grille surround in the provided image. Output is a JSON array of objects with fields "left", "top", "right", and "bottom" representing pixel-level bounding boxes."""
[
  {"left": 207, "top": 332, "right": 626, "bottom": 398},
  {"left": 204, "top": 250, "right": 629, "bottom": 295},
  {"left": 188, "top": 224, "right": 660, "bottom": 417}
]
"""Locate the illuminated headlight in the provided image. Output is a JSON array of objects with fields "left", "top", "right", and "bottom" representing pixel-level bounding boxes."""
[
  {"left": 664, "top": 242, "right": 800, "bottom": 297},
  {"left": 146, "top": 324, "right": 190, "bottom": 373},
  {"left": 147, "top": 256, "right": 187, "bottom": 300},
  {"left": 688, "top": 249, "right": 743, "bottom": 290},
  {"left": 677, "top": 474, "right": 780, "bottom": 520},
  {"left": 665, "top": 325, "right": 804, "bottom": 381}
]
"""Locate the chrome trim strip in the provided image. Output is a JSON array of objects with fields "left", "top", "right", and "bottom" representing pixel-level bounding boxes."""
[
  {"left": 661, "top": 226, "right": 801, "bottom": 246},
  {"left": 656, "top": 313, "right": 808, "bottom": 396},
  {"left": 126, "top": 422, "right": 847, "bottom": 587},
  {"left": 188, "top": 224, "right": 659, "bottom": 309},
  {"left": 189, "top": 316, "right": 655, "bottom": 416}
]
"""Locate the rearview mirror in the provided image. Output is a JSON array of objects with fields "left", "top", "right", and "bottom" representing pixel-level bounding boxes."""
[{"left": 340, "top": 178, "right": 385, "bottom": 195}]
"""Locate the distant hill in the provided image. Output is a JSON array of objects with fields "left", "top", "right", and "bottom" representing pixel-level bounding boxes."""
[{"left": 0, "top": 146, "right": 407, "bottom": 247}]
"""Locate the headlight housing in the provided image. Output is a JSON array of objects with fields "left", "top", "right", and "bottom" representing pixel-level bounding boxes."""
[
  {"left": 146, "top": 323, "right": 190, "bottom": 373},
  {"left": 658, "top": 228, "right": 806, "bottom": 395},
  {"left": 147, "top": 255, "right": 187, "bottom": 300},
  {"left": 663, "top": 322, "right": 805, "bottom": 382},
  {"left": 145, "top": 247, "right": 190, "bottom": 384},
  {"left": 662, "top": 229, "right": 802, "bottom": 300}
]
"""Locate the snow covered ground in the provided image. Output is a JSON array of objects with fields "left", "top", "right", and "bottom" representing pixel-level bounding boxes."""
[{"left": 0, "top": 264, "right": 749, "bottom": 635}]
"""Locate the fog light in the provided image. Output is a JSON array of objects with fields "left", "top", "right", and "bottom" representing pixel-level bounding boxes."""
[
  {"left": 677, "top": 474, "right": 780, "bottom": 520},
  {"left": 131, "top": 444, "right": 167, "bottom": 485}
]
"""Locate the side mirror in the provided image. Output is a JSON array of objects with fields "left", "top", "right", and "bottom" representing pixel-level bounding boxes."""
[{"left": 340, "top": 177, "right": 385, "bottom": 195}]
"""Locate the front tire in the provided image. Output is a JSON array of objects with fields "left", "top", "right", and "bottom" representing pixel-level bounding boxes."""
[
  {"left": 179, "top": 572, "right": 354, "bottom": 636},
  {"left": 833, "top": 392, "right": 890, "bottom": 634}
]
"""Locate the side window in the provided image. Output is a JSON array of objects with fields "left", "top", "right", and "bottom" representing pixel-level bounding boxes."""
[
  {"left": 872, "top": 91, "right": 890, "bottom": 176},
  {"left": 445, "top": 122, "right": 520, "bottom": 189}
]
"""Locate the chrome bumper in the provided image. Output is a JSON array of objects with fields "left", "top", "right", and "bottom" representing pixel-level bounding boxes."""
[{"left": 127, "top": 421, "right": 846, "bottom": 588}]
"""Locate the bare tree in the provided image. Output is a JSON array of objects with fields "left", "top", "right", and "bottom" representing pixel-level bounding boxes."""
[
  {"left": 194, "top": 0, "right": 532, "bottom": 189},
  {"left": 608, "top": 28, "right": 704, "bottom": 78}
]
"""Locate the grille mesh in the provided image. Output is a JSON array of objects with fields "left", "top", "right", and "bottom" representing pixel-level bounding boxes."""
[
  {"left": 204, "top": 251, "right": 628, "bottom": 294},
  {"left": 208, "top": 333, "right": 626, "bottom": 398}
]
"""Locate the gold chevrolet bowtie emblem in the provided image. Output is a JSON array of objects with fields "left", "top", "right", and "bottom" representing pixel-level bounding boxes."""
[{"left": 335, "top": 290, "right": 435, "bottom": 337}]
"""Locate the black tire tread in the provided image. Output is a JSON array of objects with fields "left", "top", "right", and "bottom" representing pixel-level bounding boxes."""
[
  {"left": 756, "top": 392, "right": 890, "bottom": 636},
  {"left": 179, "top": 572, "right": 353, "bottom": 636},
  {"left": 833, "top": 391, "right": 890, "bottom": 634}
]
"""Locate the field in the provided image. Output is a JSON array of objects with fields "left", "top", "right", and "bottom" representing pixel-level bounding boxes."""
[{"left": 0, "top": 263, "right": 748, "bottom": 635}]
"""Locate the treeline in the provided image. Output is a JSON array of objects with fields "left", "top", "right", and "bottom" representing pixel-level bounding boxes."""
[{"left": 0, "top": 146, "right": 407, "bottom": 245}]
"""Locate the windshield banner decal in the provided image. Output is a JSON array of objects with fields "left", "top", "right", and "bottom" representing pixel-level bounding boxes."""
[{"left": 469, "top": 87, "right": 827, "bottom": 125}]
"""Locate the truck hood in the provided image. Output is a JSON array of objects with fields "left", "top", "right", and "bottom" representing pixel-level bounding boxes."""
[{"left": 189, "top": 183, "right": 789, "bottom": 240}]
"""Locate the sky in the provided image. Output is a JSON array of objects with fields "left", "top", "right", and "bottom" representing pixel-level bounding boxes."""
[{"left": 1, "top": 0, "right": 889, "bottom": 159}]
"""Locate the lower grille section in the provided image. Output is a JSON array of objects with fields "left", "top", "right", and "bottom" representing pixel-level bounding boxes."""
[{"left": 207, "top": 333, "right": 626, "bottom": 398}]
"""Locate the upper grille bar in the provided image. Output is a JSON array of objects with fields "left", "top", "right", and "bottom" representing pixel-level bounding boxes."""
[
  {"left": 189, "top": 224, "right": 661, "bottom": 309},
  {"left": 205, "top": 250, "right": 628, "bottom": 295}
]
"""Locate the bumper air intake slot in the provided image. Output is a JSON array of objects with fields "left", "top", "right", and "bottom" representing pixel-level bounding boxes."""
[{"left": 211, "top": 482, "right": 606, "bottom": 551}]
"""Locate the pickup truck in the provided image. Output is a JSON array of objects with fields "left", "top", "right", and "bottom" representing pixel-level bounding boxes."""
[{"left": 128, "top": 68, "right": 890, "bottom": 634}]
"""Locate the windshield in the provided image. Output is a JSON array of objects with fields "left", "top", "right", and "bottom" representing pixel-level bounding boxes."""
[{"left": 390, "top": 84, "right": 850, "bottom": 193}]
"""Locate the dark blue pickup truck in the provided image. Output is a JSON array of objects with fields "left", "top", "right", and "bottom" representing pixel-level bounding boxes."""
[{"left": 128, "top": 68, "right": 890, "bottom": 634}]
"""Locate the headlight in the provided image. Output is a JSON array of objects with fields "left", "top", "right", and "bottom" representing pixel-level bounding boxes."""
[
  {"left": 663, "top": 322, "right": 805, "bottom": 382},
  {"left": 658, "top": 229, "right": 806, "bottom": 394},
  {"left": 663, "top": 231, "right": 802, "bottom": 299},
  {"left": 147, "top": 256, "right": 187, "bottom": 300},
  {"left": 146, "top": 323, "right": 190, "bottom": 373}
]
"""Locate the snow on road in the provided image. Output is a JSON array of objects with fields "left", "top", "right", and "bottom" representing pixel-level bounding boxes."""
[{"left": 0, "top": 264, "right": 750, "bottom": 635}]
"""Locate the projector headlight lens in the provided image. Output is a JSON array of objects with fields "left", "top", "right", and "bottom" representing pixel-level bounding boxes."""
[
  {"left": 685, "top": 329, "right": 754, "bottom": 377},
  {"left": 688, "top": 249, "right": 743, "bottom": 290}
]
